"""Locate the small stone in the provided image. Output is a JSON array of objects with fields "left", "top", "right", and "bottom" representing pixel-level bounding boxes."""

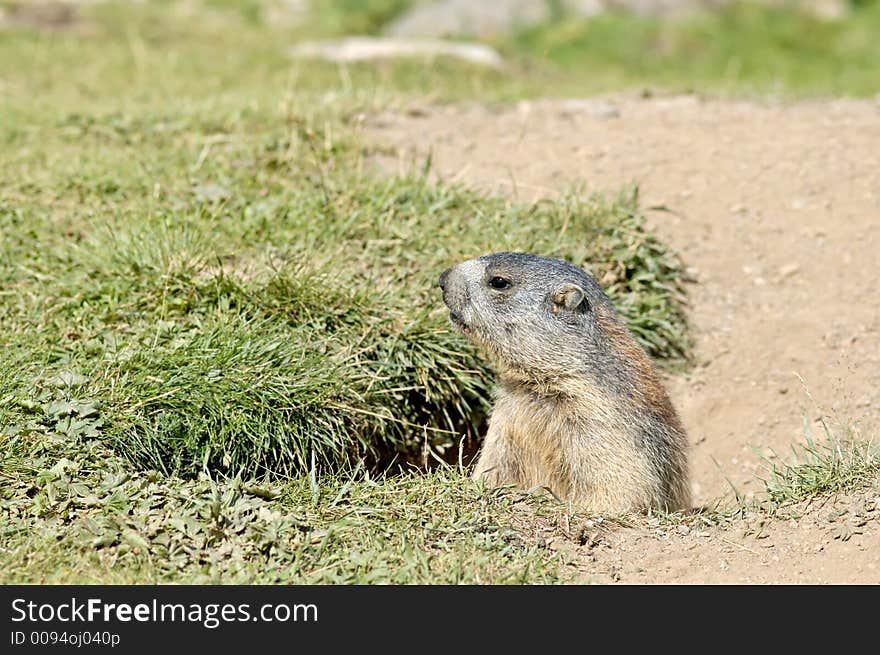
[
  {"left": 289, "top": 37, "right": 504, "bottom": 69},
  {"left": 591, "top": 103, "right": 620, "bottom": 120},
  {"left": 778, "top": 264, "right": 800, "bottom": 279},
  {"left": 557, "top": 99, "right": 620, "bottom": 120},
  {"left": 676, "top": 525, "right": 690, "bottom": 536},
  {"left": 384, "top": 0, "right": 603, "bottom": 39},
  {"left": 405, "top": 106, "right": 431, "bottom": 118}
]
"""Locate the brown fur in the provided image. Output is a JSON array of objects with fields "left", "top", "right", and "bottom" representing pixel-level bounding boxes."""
[
  {"left": 473, "top": 374, "right": 680, "bottom": 513},
  {"left": 594, "top": 308, "right": 683, "bottom": 432}
]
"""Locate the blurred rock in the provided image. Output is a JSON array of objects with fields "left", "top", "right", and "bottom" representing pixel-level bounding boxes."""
[
  {"left": 385, "top": 0, "right": 850, "bottom": 39},
  {"left": 603, "top": 0, "right": 726, "bottom": 17},
  {"left": 290, "top": 36, "right": 504, "bottom": 69},
  {"left": 768, "top": 0, "right": 850, "bottom": 21},
  {"left": 0, "top": 1, "right": 78, "bottom": 30},
  {"left": 386, "top": 0, "right": 604, "bottom": 39},
  {"left": 605, "top": 0, "right": 852, "bottom": 20},
  {"left": 558, "top": 98, "right": 621, "bottom": 119}
]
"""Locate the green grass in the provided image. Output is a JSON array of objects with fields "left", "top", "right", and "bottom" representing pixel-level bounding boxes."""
[
  {"left": 0, "top": 446, "right": 571, "bottom": 584},
  {"left": 758, "top": 419, "right": 880, "bottom": 508},
  {"left": 509, "top": 2, "right": 880, "bottom": 97}
]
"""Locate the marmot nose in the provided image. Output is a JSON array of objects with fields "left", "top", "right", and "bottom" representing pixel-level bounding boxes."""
[{"left": 438, "top": 267, "right": 452, "bottom": 291}]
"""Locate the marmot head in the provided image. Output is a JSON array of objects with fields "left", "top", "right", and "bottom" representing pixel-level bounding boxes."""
[{"left": 439, "top": 252, "right": 626, "bottom": 387}]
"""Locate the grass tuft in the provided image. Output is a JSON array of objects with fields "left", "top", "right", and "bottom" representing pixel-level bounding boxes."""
[{"left": 758, "top": 418, "right": 880, "bottom": 507}]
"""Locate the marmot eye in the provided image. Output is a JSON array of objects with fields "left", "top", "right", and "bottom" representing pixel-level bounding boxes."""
[{"left": 488, "top": 276, "right": 511, "bottom": 290}]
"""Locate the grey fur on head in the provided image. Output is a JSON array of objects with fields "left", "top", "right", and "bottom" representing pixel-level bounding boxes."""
[{"left": 440, "top": 252, "right": 630, "bottom": 395}]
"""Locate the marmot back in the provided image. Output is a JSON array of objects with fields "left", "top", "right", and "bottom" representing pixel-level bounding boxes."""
[{"left": 439, "top": 252, "right": 690, "bottom": 514}]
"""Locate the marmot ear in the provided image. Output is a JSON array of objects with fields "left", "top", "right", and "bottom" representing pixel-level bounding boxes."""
[{"left": 552, "top": 283, "right": 588, "bottom": 312}]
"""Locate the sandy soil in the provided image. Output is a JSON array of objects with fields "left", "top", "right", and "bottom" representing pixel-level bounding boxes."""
[{"left": 366, "top": 94, "right": 880, "bottom": 582}]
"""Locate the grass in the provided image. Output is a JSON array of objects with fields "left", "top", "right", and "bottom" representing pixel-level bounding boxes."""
[
  {"left": 1, "top": 446, "right": 572, "bottom": 584},
  {"left": 509, "top": 2, "right": 880, "bottom": 97},
  {"left": 758, "top": 418, "right": 880, "bottom": 508},
  {"left": 2, "top": 0, "right": 878, "bottom": 584}
]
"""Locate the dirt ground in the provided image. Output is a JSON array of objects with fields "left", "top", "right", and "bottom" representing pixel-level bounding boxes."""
[{"left": 366, "top": 94, "right": 880, "bottom": 582}]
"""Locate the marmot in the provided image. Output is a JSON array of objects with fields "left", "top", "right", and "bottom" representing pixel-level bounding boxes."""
[{"left": 439, "top": 252, "right": 690, "bottom": 514}]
